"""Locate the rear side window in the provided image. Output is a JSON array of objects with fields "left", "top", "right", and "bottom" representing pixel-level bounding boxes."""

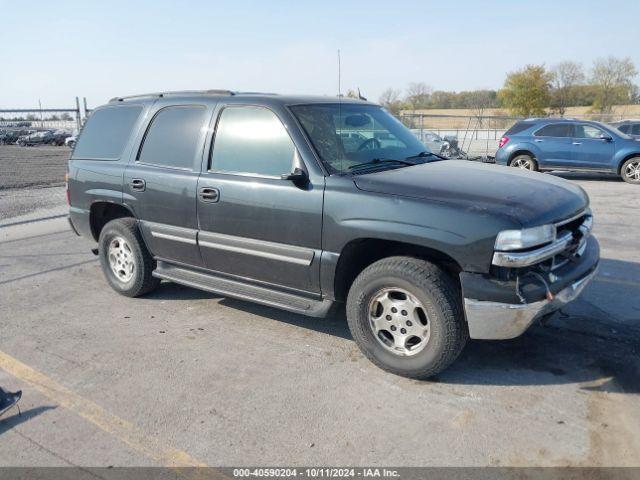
[
  {"left": 534, "top": 123, "right": 573, "bottom": 137},
  {"left": 505, "top": 121, "right": 534, "bottom": 136},
  {"left": 210, "top": 106, "right": 295, "bottom": 177},
  {"left": 632, "top": 124, "right": 640, "bottom": 135},
  {"left": 72, "top": 106, "right": 142, "bottom": 159},
  {"left": 138, "top": 105, "right": 207, "bottom": 169}
]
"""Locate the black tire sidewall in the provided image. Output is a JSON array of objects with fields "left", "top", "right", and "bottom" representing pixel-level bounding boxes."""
[
  {"left": 351, "top": 275, "right": 449, "bottom": 372},
  {"left": 98, "top": 220, "right": 148, "bottom": 296},
  {"left": 347, "top": 258, "right": 466, "bottom": 378}
]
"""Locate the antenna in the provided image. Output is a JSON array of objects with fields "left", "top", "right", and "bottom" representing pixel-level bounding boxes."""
[
  {"left": 337, "top": 49, "right": 343, "bottom": 173},
  {"left": 337, "top": 49, "right": 341, "bottom": 97}
]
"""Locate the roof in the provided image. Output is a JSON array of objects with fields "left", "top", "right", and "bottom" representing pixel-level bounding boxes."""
[
  {"left": 522, "top": 117, "right": 608, "bottom": 126},
  {"left": 108, "top": 90, "right": 374, "bottom": 107}
]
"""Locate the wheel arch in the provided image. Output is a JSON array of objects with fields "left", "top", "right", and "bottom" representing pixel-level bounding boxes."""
[
  {"left": 507, "top": 149, "right": 536, "bottom": 165},
  {"left": 617, "top": 153, "right": 640, "bottom": 175},
  {"left": 89, "top": 202, "right": 137, "bottom": 241},
  {"left": 332, "top": 238, "right": 463, "bottom": 303}
]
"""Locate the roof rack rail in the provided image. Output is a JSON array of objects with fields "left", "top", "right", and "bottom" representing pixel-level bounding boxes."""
[{"left": 109, "top": 89, "right": 235, "bottom": 103}]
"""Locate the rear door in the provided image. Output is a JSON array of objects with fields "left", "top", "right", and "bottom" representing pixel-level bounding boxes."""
[
  {"left": 196, "top": 104, "right": 324, "bottom": 294},
  {"left": 531, "top": 123, "right": 574, "bottom": 167},
  {"left": 124, "top": 101, "right": 214, "bottom": 267},
  {"left": 572, "top": 124, "right": 615, "bottom": 169}
]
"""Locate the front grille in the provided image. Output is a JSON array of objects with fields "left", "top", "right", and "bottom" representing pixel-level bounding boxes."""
[{"left": 545, "top": 211, "right": 592, "bottom": 271}]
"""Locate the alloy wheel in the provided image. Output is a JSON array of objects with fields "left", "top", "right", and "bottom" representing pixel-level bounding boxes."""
[
  {"left": 368, "top": 288, "right": 431, "bottom": 356},
  {"left": 107, "top": 236, "right": 135, "bottom": 283}
]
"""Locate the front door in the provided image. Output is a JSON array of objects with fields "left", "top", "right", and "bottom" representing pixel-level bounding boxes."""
[
  {"left": 124, "top": 103, "right": 213, "bottom": 267},
  {"left": 196, "top": 104, "right": 324, "bottom": 295},
  {"left": 571, "top": 124, "right": 615, "bottom": 169}
]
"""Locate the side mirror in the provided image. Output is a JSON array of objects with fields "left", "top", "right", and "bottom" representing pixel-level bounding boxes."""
[
  {"left": 281, "top": 167, "right": 308, "bottom": 183},
  {"left": 599, "top": 134, "right": 613, "bottom": 142}
]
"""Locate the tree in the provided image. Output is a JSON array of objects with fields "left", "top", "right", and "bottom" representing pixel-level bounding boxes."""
[
  {"left": 498, "top": 64, "right": 552, "bottom": 117},
  {"left": 60, "top": 112, "right": 73, "bottom": 121},
  {"left": 590, "top": 56, "right": 638, "bottom": 113},
  {"left": 379, "top": 88, "right": 403, "bottom": 114},
  {"left": 405, "top": 82, "right": 432, "bottom": 111},
  {"left": 550, "top": 61, "right": 585, "bottom": 115}
]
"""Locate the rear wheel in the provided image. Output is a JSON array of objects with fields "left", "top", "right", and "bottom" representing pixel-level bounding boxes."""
[
  {"left": 510, "top": 154, "right": 538, "bottom": 171},
  {"left": 346, "top": 256, "right": 468, "bottom": 379},
  {"left": 621, "top": 157, "right": 640, "bottom": 184},
  {"left": 98, "top": 218, "right": 160, "bottom": 297}
]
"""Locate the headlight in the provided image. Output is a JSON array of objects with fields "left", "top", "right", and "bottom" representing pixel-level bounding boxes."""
[{"left": 494, "top": 224, "right": 556, "bottom": 251}]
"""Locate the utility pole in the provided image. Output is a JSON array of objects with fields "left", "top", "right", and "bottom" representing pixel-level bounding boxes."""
[{"left": 75, "top": 97, "right": 81, "bottom": 132}]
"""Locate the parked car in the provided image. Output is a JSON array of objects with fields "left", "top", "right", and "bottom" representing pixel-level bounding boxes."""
[
  {"left": 68, "top": 91, "right": 598, "bottom": 379},
  {"left": 412, "top": 130, "right": 464, "bottom": 158},
  {"left": 48, "top": 129, "right": 73, "bottom": 146},
  {"left": 496, "top": 118, "right": 640, "bottom": 184},
  {"left": 17, "top": 130, "right": 54, "bottom": 146},
  {"left": 0, "top": 129, "right": 32, "bottom": 145},
  {"left": 65, "top": 135, "right": 77, "bottom": 148},
  {"left": 610, "top": 120, "right": 640, "bottom": 139},
  {"left": 412, "top": 130, "right": 446, "bottom": 154}
]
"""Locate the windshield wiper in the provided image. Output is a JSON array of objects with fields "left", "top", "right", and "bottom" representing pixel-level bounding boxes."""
[
  {"left": 405, "top": 151, "right": 447, "bottom": 161},
  {"left": 348, "top": 158, "right": 417, "bottom": 171}
]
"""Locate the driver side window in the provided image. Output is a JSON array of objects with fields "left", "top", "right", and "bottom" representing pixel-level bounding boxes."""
[
  {"left": 210, "top": 106, "right": 296, "bottom": 177},
  {"left": 575, "top": 125, "right": 604, "bottom": 139}
]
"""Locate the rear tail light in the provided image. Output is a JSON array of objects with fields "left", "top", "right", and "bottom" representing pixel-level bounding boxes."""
[
  {"left": 65, "top": 172, "right": 70, "bottom": 205},
  {"left": 498, "top": 136, "right": 510, "bottom": 149}
]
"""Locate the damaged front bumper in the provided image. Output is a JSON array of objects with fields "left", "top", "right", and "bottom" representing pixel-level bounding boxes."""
[{"left": 461, "top": 235, "right": 599, "bottom": 340}]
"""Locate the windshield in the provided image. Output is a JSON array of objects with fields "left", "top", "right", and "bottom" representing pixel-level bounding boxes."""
[
  {"left": 290, "top": 103, "right": 428, "bottom": 173},
  {"left": 597, "top": 122, "right": 633, "bottom": 140}
]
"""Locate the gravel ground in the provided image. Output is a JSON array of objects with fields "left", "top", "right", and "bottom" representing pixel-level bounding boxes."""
[
  {"left": 0, "top": 145, "right": 69, "bottom": 190},
  {"left": 0, "top": 145, "right": 69, "bottom": 221}
]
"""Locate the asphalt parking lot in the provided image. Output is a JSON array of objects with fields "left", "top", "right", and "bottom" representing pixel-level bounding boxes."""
[{"left": 0, "top": 158, "right": 638, "bottom": 466}]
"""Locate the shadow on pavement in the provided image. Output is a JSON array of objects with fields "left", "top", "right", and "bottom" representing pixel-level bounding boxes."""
[
  {"left": 548, "top": 171, "right": 622, "bottom": 182},
  {"left": 0, "top": 406, "right": 57, "bottom": 436},
  {"left": 143, "top": 262, "right": 640, "bottom": 393}
]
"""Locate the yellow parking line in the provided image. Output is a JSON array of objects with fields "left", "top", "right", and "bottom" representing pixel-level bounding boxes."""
[{"left": 0, "top": 350, "right": 207, "bottom": 468}]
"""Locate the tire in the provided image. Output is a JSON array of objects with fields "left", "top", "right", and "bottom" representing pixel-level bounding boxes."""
[
  {"left": 621, "top": 157, "right": 640, "bottom": 184},
  {"left": 510, "top": 154, "right": 538, "bottom": 171},
  {"left": 98, "top": 218, "right": 160, "bottom": 297},
  {"left": 346, "top": 256, "right": 468, "bottom": 379}
]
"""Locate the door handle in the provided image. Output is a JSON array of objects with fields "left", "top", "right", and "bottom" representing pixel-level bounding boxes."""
[
  {"left": 199, "top": 187, "right": 219, "bottom": 202},
  {"left": 572, "top": 142, "right": 582, "bottom": 145},
  {"left": 130, "top": 178, "right": 146, "bottom": 191},
  {"left": 534, "top": 139, "right": 544, "bottom": 142}
]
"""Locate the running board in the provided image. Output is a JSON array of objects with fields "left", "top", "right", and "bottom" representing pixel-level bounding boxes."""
[{"left": 153, "top": 261, "right": 333, "bottom": 317}]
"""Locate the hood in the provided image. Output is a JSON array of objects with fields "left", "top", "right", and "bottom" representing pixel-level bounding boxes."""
[{"left": 352, "top": 161, "right": 588, "bottom": 227}]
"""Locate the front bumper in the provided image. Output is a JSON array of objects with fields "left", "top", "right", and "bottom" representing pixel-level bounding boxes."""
[{"left": 461, "top": 235, "right": 599, "bottom": 340}]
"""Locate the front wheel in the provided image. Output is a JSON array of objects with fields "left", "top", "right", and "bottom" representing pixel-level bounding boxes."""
[
  {"left": 98, "top": 218, "right": 160, "bottom": 297},
  {"left": 346, "top": 256, "right": 468, "bottom": 379},
  {"left": 621, "top": 157, "right": 640, "bottom": 184},
  {"left": 510, "top": 154, "right": 538, "bottom": 171}
]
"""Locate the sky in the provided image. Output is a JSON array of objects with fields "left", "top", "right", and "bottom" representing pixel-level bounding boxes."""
[{"left": 1, "top": 0, "right": 639, "bottom": 109}]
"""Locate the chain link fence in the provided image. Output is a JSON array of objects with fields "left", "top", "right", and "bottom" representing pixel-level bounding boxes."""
[{"left": 397, "top": 112, "right": 636, "bottom": 158}]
